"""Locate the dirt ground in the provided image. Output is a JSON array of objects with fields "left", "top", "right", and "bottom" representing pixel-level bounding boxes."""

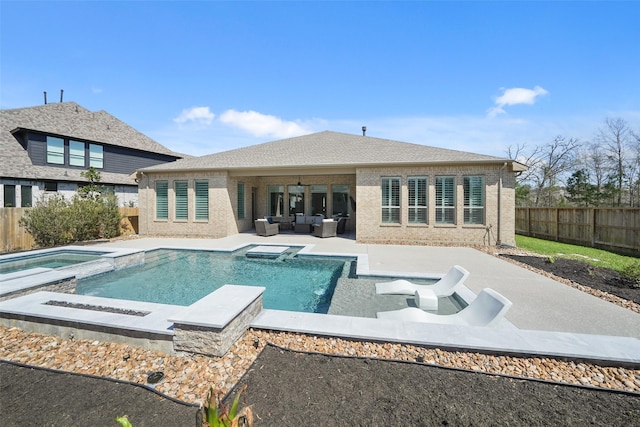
[
  {"left": 227, "top": 345, "right": 639, "bottom": 427},
  {"left": 500, "top": 254, "right": 640, "bottom": 304},
  {"left": 4, "top": 346, "right": 637, "bottom": 427}
]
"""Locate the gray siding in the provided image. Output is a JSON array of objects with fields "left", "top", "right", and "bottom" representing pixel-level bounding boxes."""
[
  {"left": 25, "top": 131, "right": 178, "bottom": 174},
  {"left": 27, "top": 133, "right": 47, "bottom": 165},
  {"left": 104, "top": 145, "right": 178, "bottom": 174}
]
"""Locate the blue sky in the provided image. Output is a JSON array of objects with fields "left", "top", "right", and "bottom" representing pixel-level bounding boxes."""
[{"left": 2, "top": 1, "right": 639, "bottom": 157}]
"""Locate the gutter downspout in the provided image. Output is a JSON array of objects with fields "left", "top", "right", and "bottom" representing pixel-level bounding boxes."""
[{"left": 496, "top": 162, "right": 508, "bottom": 246}]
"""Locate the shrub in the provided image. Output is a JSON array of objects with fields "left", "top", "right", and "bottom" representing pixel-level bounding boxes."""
[
  {"left": 19, "top": 193, "right": 74, "bottom": 247},
  {"left": 621, "top": 260, "right": 640, "bottom": 288},
  {"left": 20, "top": 190, "right": 121, "bottom": 248}
]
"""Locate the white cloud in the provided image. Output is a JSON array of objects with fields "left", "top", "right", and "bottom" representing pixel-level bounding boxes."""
[
  {"left": 219, "top": 109, "right": 310, "bottom": 138},
  {"left": 173, "top": 106, "right": 215, "bottom": 125},
  {"left": 91, "top": 87, "right": 103, "bottom": 94},
  {"left": 488, "top": 86, "right": 548, "bottom": 118}
]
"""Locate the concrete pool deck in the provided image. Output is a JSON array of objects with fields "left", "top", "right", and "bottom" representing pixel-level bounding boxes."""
[
  {"left": 95, "top": 234, "right": 640, "bottom": 339},
  {"left": 1, "top": 234, "right": 638, "bottom": 365}
]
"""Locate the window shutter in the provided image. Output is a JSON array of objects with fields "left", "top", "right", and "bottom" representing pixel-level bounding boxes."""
[
  {"left": 156, "top": 181, "right": 168, "bottom": 220},
  {"left": 175, "top": 181, "right": 188, "bottom": 220},
  {"left": 237, "top": 183, "right": 245, "bottom": 219},
  {"left": 195, "top": 181, "right": 209, "bottom": 220}
]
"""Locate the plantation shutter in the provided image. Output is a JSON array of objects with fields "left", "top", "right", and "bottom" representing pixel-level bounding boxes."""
[
  {"left": 237, "top": 182, "right": 245, "bottom": 219},
  {"left": 464, "top": 176, "right": 484, "bottom": 224},
  {"left": 156, "top": 181, "right": 168, "bottom": 220},
  {"left": 408, "top": 177, "right": 427, "bottom": 224},
  {"left": 381, "top": 177, "right": 400, "bottom": 223},
  {"left": 195, "top": 181, "right": 209, "bottom": 221},
  {"left": 175, "top": 181, "right": 188, "bottom": 220},
  {"left": 435, "top": 176, "right": 455, "bottom": 224}
]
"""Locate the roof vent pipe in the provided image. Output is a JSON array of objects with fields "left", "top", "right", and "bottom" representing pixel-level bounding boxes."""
[
  {"left": 44, "top": 91, "right": 47, "bottom": 104},
  {"left": 60, "top": 89, "right": 64, "bottom": 103},
  {"left": 362, "top": 126, "right": 367, "bottom": 136}
]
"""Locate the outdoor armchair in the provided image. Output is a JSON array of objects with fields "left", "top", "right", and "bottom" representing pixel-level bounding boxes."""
[
  {"left": 255, "top": 219, "right": 279, "bottom": 236},
  {"left": 313, "top": 219, "right": 338, "bottom": 238}
]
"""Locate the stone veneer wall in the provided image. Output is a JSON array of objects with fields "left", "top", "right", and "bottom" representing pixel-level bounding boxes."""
[
  {"left": 0, "top": 278, "right": 76, "bottom": 302},
  {"left": 355, "top": 165, "right": 517, "bottom": 246},
  {"left": 172, "top": 294, "right": 263, "bottom": 357}
]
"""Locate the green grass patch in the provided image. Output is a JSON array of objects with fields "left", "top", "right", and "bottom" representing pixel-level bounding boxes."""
[{"left": 515, "top": 235, "right": 639, "bottom": 274}]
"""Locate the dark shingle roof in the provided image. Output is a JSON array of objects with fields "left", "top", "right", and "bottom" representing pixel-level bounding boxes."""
[
  {"left": 141, "top": 131, "right": 516, "bottom": 173},
  {"left": 0, "top": 102, "right": 181, "bottom": 184}
]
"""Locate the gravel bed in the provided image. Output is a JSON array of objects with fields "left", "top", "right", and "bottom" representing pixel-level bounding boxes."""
[{"left": 1, "top": 326, "right": 638, "bottom": 407}]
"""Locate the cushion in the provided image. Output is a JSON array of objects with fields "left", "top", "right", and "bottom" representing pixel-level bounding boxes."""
[
  {"left": 256, "top": 218, "right": 267, "bottom": 222},
  {"left": 322, "top": 219, "right": 334, "bottom": 223},
  {"left": 266, "top": 217, "right": 274, "bottom": 224}
]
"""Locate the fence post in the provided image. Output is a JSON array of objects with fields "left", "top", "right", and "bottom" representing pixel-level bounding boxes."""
[
  {"left": 555, "top": 208, "right": 559, "bottom": 241},
  {"left": 591, "top": 208, "right": 596, "bottom": 248}
]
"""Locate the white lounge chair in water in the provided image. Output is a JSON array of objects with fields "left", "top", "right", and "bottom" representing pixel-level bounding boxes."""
[
  {"left": 376, "top": 288, "right": 512, "bottom": 327},
  {"left": 375, "top": 265, "right": 469, "bottom": 296}
]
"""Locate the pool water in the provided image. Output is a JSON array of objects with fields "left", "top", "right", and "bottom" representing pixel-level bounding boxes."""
[
  {"left": 0, "top": 250, "right": 106, "bottom": 275},
  {"left": 76, "top": 248, "right": 355, "bottom": 313}
]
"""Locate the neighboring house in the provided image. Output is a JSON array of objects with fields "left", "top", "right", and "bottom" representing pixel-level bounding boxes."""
[
  {"left": 0, "top": 102, "right": 182, "bottom": 208},
  {"left": 137, "top": 131, "right": 526, "bottom": 246}
]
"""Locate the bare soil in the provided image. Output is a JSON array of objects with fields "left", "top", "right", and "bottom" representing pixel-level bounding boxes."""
[
  {"left": 228, "top": 345, "right": 640, "bottom": 426},
  {"left": 500, "top": 254, "right": 640, "bottom": 305}
]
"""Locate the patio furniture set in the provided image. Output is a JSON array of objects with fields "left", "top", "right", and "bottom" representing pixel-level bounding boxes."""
[{"left": 255, "top": 215, "right": 347, "bottom": 238}]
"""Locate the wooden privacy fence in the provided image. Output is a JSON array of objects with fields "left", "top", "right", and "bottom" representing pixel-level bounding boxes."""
[
  {"left": 516, "top": 207, "right": 640, "bottom": 255},
  {"left": 0, "top": 207, "right": 139, "bottom": 254}
]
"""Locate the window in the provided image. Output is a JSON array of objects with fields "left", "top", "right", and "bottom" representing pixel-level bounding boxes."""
[
  {"left": 237, "top": 182, "right": 245, "bottom": 220},
  {"left": 46, "top": 136, "right": 64, "bottom": 164},
  {"left": 3, "top": 185, "right": 16, "bottom": 207},
  {"left": 89, "top": 144, "right": 103, "bottom": 168},
  {"left": 332, "top": 184, "right": 350, "bottom": 217},
  {"left": 44, "top": 181, "right": 58, "bottom": 192},
  {"left": 288, "top": 185, "right": 305, "bottom": 215},
  {"left": 381, "top": 178, "right": 400, "bottom": 223},
  {"left": 310, "top": 185, "right": 327, "bottom": 217},
  {"left": 155, "top": 181, "right": 168, "bottom": 220},
  {"left": 268, "top": 185, "right": 284, "bottom": 217},
  {"left": 408, "top": 177, "right": 427, "bottom": 224},
  {"left": 69, "top": 141, "right": 85, "bottom": 166},
  {"left": 21, "top": 186, "right": 32, "bottom": 207},
  {"left": 174, "top": 181, "right": 188, "bottom": 220},
  {"left": 464, "top": 176, "right": 485, "bottom": 225},
  {"left": 435, "top": 176, "right": 455, "bottom": 224},
  {"left": 195, "top": 180, "right": 209, "bottom": 221}
]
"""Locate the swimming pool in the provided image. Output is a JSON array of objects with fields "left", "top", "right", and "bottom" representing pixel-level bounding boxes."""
[
  {"left": 76, "top": 247, "right": 356, "bottom": 313},
  {"left": 0, "top": 250, "right": 107, "bottom": 275}
]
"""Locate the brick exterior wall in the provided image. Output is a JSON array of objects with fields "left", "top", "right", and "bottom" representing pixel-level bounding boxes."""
[
  {"left": 138, "top": 166, "right": 516, "bottom": 246},
  {"left": 356, "top": 164, "right": 516, "bottom": 246}
]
